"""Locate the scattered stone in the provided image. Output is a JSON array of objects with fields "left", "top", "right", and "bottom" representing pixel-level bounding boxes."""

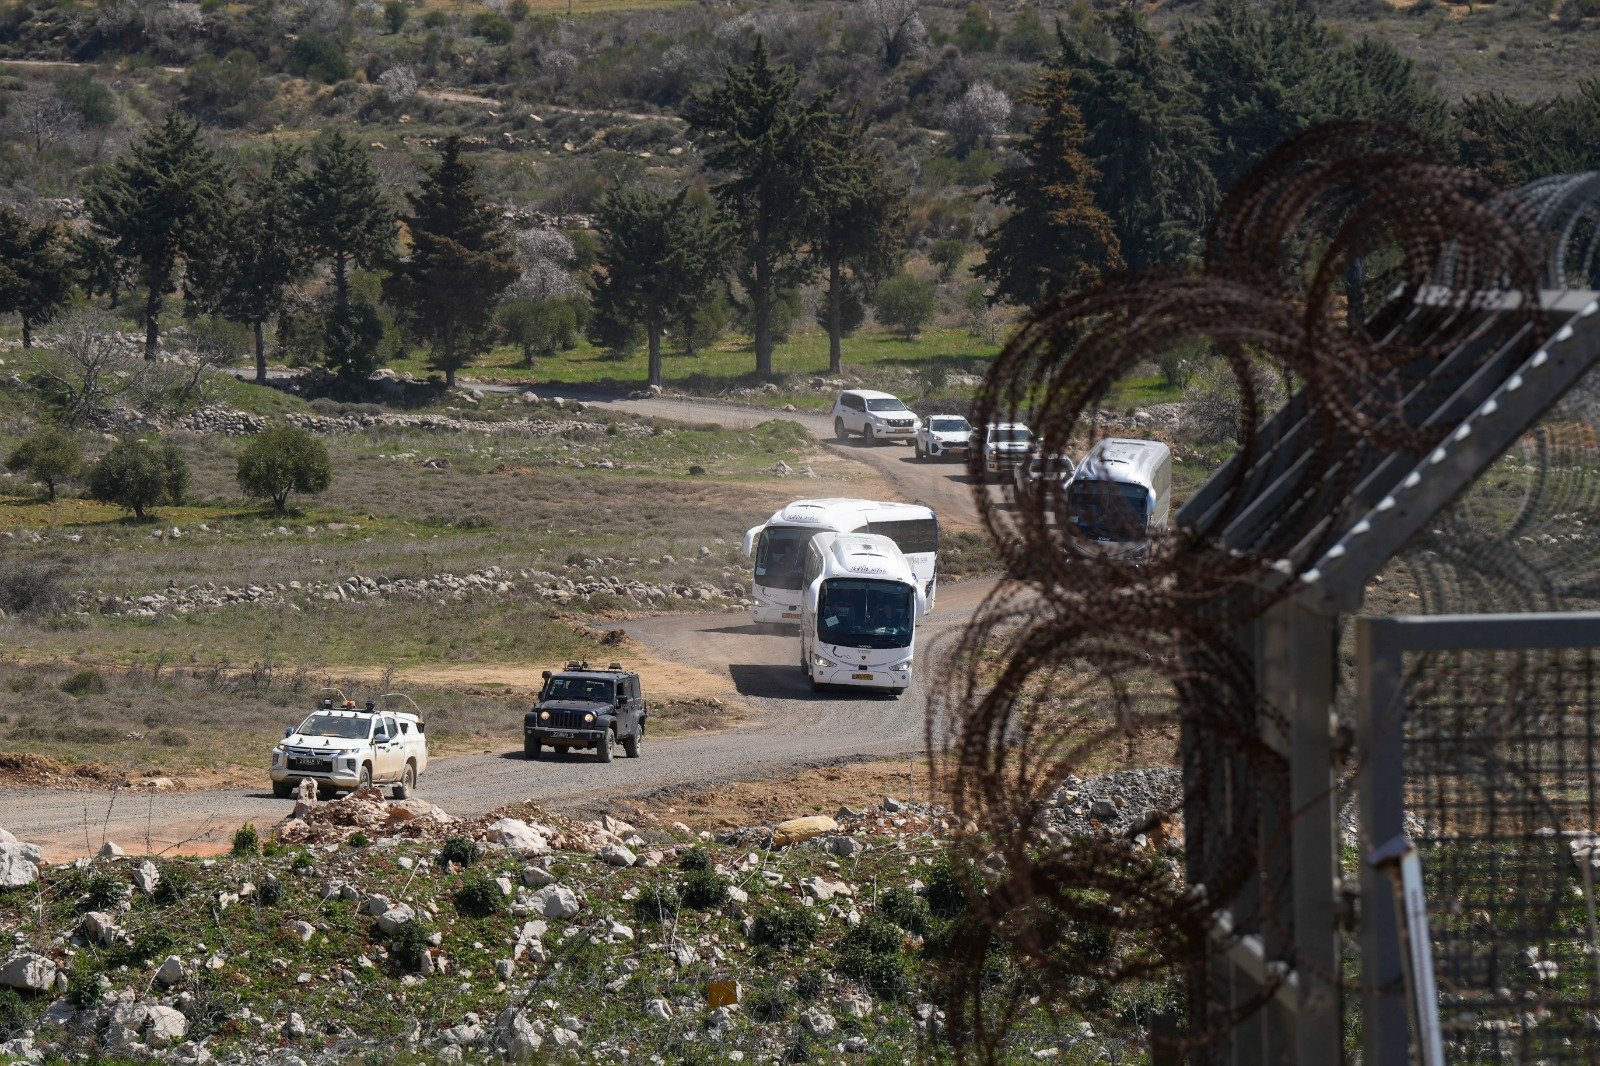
[
  {"left": 494, "top": 1007, "right": 542, "bottom": 1061},
  {"left": 144, "top": 1005, "right": 189, "bottom": 1048},
  {"left": 772, "top": 815, "right": 838, "bottom": 847},
  {"left": 286, "top": 920, "right": 316, "bottom": 943},
  {"left": 0, "top": 952, "right": 56, "bottom": 992},
  {"left": 530, "top": 884, "right": 580, "bottom": 919},
  {"left": 153, "top": 955, "right": 185, "bottom": 988},
  {"left": 882, "top": 796, "right": 903, "bottom": 813},
  {"left": 487, "top": 818, "right": 549, "bottom": 857},
  {"left": 597, "top": 843, "right": 636, "bottom": 867},
  {"left": 646, "top": 998, "right": 672, "bottom": 1021},
  {"left": 283, "top": 1012, "right": 308, "bottom": 1039},
  {"left": 521, "top": 865, "right": 556, "bottom": 888},
  {"left": 77, "top": 912, "right": 118, "bottom": 947},
  {"left": 132, "top": 860, "right": 160, "bottom": 894},
  {"left": 377, "top": 905, "right": 416, "bottom": 934},
  {"left": 0, "top": 841, "right": 42, "bottom": 887},
  {"left": 800, "top": 1007, "right": 836, "bottom": 1036},
  {"left": 98, "top": 840, "right": 124, "bottom": 859}
]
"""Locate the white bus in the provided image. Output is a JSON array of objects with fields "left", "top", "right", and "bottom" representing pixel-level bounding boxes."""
[
  {"left": 1064, "top": 438, "right": 1172, "bottom": 560},
  {"left": 800, "top": 532, "right": 927, "bottom": 696},
  {"left": 742, "top": 498, "right": 939, "bottom": 625}
]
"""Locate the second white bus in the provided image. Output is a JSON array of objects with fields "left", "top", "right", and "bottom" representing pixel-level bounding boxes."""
[
  {"left": 742, "top": 498, "right": 939, "bottom": 625},
  {"left": 800, "top": 532, "right": 927, "bottom": 696}
]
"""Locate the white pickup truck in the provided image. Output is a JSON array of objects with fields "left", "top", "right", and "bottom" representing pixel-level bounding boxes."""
[{"left": 270, "top": 700, "right": 427, "bottom": 799}]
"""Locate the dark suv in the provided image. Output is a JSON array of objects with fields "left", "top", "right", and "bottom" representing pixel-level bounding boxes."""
[{"left": 524, "top": 662, "right": 646, "bottom": 763}]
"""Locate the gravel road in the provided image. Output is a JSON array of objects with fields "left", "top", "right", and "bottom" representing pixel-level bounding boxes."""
[{"left": 5, "top": 386, "right": 1000, "bottom": 858}]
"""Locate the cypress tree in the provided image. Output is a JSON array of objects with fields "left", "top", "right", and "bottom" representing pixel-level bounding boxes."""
[
  {"left": 299, "top": 129, "right": 395, "bottom": 313},
  {"left": 82, "top": 112, "right": 230, "bottom": 360},
  {"left": 0, "top": 208, "right": 72, "bottom": 348},
  {"left": 976, "top": 74, "right": 1121, "bottom": 310},
  {"left": 189, "top": 142, "right": 314, "bottom": 382},
  {"left": 385, "top": 135, "right": 519, "bottom": 389},
  {"left": 590, "top": 188, "right": 729, "bottom": 389},
  {"left": 686, "top": 38, "right": 834, "bottom": 381}
]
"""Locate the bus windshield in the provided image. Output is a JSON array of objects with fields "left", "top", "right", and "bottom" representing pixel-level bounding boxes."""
[
  {"left": 1067, "top": 480, "right": 1151, "bottom": 541},
  {"left": 816, "top": 579, "right": 914, "bottom": 649},
  {"left": 754, "top": 526, "right": 815, "bottom": 591}
]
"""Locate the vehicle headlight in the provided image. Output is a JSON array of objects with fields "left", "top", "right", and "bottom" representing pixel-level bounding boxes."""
[
  {"left": 539, "top": 711, "right": 550, "bottom": 721},
  {"left": 811, "top": 653, "right": 837, "bottom": 669},
  {"left": 584, "top": 712, "right": 596, "bottom": 723},
  {"left": 890, "top": 658, "right": 913, "bottom": 672},
  {"left": 271, "top": 749, "right": 282, "bottom": 766}
]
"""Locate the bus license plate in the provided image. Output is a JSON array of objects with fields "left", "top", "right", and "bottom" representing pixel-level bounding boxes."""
[
  {"left": 782, "top": 612, "right": 800, "bottom": 620},
  {"left": 852, "top": 672, "right": 873, "bottom": 681}
]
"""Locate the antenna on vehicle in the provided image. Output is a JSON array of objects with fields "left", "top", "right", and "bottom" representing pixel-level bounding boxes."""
[{"left": 380, "top": 692, "right": 422, "bottom": 715}]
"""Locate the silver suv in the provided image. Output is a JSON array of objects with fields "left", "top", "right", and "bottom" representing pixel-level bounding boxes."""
[
  {"left": 976, "top": 422, "right": 1034, "bottom": 478},
  {"left": 831, "top": 389, "right": 919, "bottom": 445}
]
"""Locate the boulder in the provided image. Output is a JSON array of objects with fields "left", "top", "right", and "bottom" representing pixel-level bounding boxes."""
[
  {"left": 487, "top": 818, "right": 549, "bottom": 857},
  {"left": 377, "top": 905, "right": 416, "bottom": 934},
  {"left": 597, "top": 843, "right": 636, "bottom": 867},
  {"left": 132, "top": 860, "right": 160, "bottom": 894},
  {"left": 153, "top": 955, "right": 186, "bottom": 988},
  {"left": 144, "top": 1004, "right": 188, "bottom": 1048},
  {"left": 78, "top": 911, "right": 118, "bottom": 947},
  {"left": 387, "top": 799, "right": 452, "bottom": 824},
  {"left": 0, "top": 842, "right": 42, "bottom": 888},
  {"left": 98, "top": 841, "right": 124, "bottom": 859},
  {"left": 772, "top": 815, "right": 838, "bottom": 847},
  {"left": 800, "top": 1007, "right": 836, "bottom": 1036},
  {"left": 0, "top": 952, "right": 56, "bottom": 992},
  {"left": 530, "top": 885, "right": 580, "bottom": 919},
  {"left": 495, "top": 1007, "right": 542, "bottom": 1061},
  {"left": 799, "top": 876, "right": 853, "bottom": 901}
]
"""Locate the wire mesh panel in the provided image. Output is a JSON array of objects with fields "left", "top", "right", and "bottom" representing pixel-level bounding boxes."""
[{"left": 1357, "top": 616, "right": 1600, "bottom": 1064}]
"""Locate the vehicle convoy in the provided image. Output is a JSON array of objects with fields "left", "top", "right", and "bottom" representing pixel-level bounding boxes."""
[
  {"left": 524, "top": 662, "right": 646, "bottom": 763},
  {"left": 914, "top": 414, "right": 973, "bottom": 461},
  {"left": 800, "top": 532, "right": 928, "bottom": 696},
  {"left": 1064, "top": 437, "right": 1173, "bottom": 559},
  {"left": 976, "top": 422, "right": 1035, "bottom": 479},
  {"left": 744, "top": 498, "right": 940, "bottom": 625},
  {"left": 270, "top": 698, "right": 427, "bottom": 799},
  {"left": 1013, "top": 450, "right": 1075, "bottom": 492},
  {"left": 831, "top": 389, "right": 920, "bottom": 445}
]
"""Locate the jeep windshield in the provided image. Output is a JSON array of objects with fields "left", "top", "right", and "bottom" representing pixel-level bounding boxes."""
[
  {"left": 929, "top": 417, "right": 969, "bottom": 434},
  {"left": 866, "top": 398, "right": 909, "bottom": 412},
  {"left": 295, "top": 714, "right": 372, "bottom": 739},
  {"left": 544, "top": 677, "right": 615, "bottom": 703},
  {"left": 753, "top": 526, "right": 814, "bottom": 591},
  {"left": 817, "top": 578, "right": 914, "bottom": 650},
  {"left": 1066, "top": 479, "right": 1151, "bottom": 540}
]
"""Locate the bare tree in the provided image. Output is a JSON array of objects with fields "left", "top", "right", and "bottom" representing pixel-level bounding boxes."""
[
  {"left": 35, "top": 312, "right": 144, "bottom": 428},
  {"left": 946, "top": 81, "right": 1011, "bottom": 154},
  {"left": 6, "top": 91, "right": 80, "bottom": 157},
  {"left": 136, "top": 320, "right": 248, "bottom": 414},
  {"left": 860, "top": 0, "right": 927, "bottom": 68},
  {"left": 504, "top": 226, "right": 583, "bottom": 301}
]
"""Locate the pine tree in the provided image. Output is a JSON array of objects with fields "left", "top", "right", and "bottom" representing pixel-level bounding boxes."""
[
  {"left": 812, "top": 115, "right": 906, "bottom": 374},
  {"left": 189, "top": 142, "right": 314, "bottom": 382},
  {"left": 82, "top": 112, "right": 230, "bottom": 360},
  {"left": 299, "top": 129, "right": 395, "bottom": 313},
  {"left": 590, "top": 188, "right": 729, "bottom": 388},
  {"left": 976, "top": 74, "right": 1121, "bottom": 309},
  {"left": 0, "top": 208, "right": 72, "bottom": 348},
  {"left": 686, "top": 38, "right": 834, "bottom": 380},
  {"left": 1060, "top": 11, "right": 1217, "bottom": 271},
  {"left": 385, "top": 135, "right": 520, "bottom": 389}
]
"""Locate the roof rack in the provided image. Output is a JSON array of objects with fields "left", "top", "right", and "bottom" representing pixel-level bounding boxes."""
[{"left": 608, "top": 662, "right": 623, "bottom": 671}]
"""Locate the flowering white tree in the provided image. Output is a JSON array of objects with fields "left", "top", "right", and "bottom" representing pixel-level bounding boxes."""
[
  {"left": 505, "top": 227, "right": 583, "bottom": 301},
  {"left": 860, "top": 0, "right": 927, "bottom": 68},
  {"left": 377, "top": 65, "right": 418, "bottom": 104},
  {"left": 946, "top": 81, "right": 1011, "bottom": 154}
]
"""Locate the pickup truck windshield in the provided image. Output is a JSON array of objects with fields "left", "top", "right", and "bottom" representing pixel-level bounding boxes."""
[
  {"left": 929, "top": 417, "right": 969, "bottom": 433},
  {"left": 866, "top": 398, "right": 909, "bottom": 412},
  {"left": 989, "top": 428, "right": 1032, "bottom": 444},
  {"left": 817, "top": 578, "right": 914, "bottom": 650},
  {"left": 296, "top": 714, "right": 372, "bottom": 739},
  {"left": 754, "top": 526, "right": 814, "bottom": 591},
  {"left": 545, "top": 677, "right": 615, "bottom": 703},
  {"left": 1067, "top": 479, "right": 1151, "bottom": 540}
]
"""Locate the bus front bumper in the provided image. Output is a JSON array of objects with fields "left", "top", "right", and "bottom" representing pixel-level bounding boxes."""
[
  {"left": 751, "top": 599, "right": 803, "bottom": 625},
  {"left": 811, "top": 661, "right": 913, "bottom": 691}
]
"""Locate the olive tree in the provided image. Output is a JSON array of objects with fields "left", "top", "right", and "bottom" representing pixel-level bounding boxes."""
[
  {"left": 87, "top": 437, "right": 189, "bottom": 521},
  {"left": 6, "top": 426, "right": 82, "bottom": 501},
  {"left": 873, "top": 273, "right": 937, "bottom": 340},
  {"left": 236, "top": 426, "right": 332, "bottom": 514}
]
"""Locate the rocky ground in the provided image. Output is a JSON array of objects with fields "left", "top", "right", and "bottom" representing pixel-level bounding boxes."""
[{"left": 0, "top": 768, "right": 1178, "bottom": 1065}]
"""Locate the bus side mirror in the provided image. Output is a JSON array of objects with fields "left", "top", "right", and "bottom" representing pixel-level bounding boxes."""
[
  {"left": 742, "top": 525, "right": 761, "bottom": 558},
  {"left": 916, "top": 588, "right": 929, "bottom": 616}
]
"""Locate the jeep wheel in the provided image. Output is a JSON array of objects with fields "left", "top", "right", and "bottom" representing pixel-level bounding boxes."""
[
  {"left": 524, "top": 737, "right": 543, "bottom": 760},
  {"left": 596, "top": 728, "right": 614, "bottom": 763},
  {"left": 622, "top": 723, "right": 641, "bottom": 759},
  {"left": 273, "top": 781, "right": 294, "bottom": 799},
  {"left": 357, "top": 763, "right": 372, "bottom": 792},
  {"left": 392, "top": 761, "right": 416, "bottom": 799},
  {"left": 834, "top": 417, "right": 848, "bottom": 441}
]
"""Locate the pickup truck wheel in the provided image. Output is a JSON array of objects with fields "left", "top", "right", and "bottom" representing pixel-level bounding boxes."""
[
  {"left": 392, "top": 761, "right": 416, "bottom": 799},
  {"left": 834, "top": 417, "right": 848, "bottom": 441},
  {"left": 273, "top": 781, "right": 294, "bottom": 799},
  {"left": 357, "top": 763, "right": 372, "bottom": 792},
  {"left": 596, "top": 728, "right": 614, "bottom": 764},
  {"left": 524, "top": 737, "right": 542, "bottom": 760},
  {"left": 622, "top": 724, "right": 641, "bottom": 759}
]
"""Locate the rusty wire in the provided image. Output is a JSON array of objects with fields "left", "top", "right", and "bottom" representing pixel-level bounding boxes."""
[{"left": 928, "top": 125, "right": 1552, "bottom": 1060}]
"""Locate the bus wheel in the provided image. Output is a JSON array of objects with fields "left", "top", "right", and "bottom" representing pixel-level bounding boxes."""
[{"left": 889, "top": 688, "right": 906, "bottom": 698}]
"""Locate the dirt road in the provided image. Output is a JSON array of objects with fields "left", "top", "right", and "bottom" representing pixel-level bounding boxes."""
[{"left": 1, "top": 578, "right": 994, "bottom": 861}]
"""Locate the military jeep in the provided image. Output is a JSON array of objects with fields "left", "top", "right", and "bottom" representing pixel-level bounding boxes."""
[{"left": 524, "top": 661, "right": 646, "bottom": 763}]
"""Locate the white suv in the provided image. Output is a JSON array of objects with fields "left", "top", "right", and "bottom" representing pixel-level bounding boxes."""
[
  {"left": 976, "top": 422, "right": 1034, "bottom": 479},
  {"left": 831, "top": 389, "right": 920, "bottom": 445},
  {"left": 915, "top": 414, "right": 972, "bottom": 461}
]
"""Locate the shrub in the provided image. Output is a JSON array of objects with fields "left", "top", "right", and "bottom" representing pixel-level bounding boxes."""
[
  {"left": 794, "top": 967, "right": 825, "bottom": 1000},
  {"left": 842, "top": 915, "right": 903, "bottom": 958},
  {"left": 748, "top": 987, "right": 789, "bottom": 1021},
  {"left": 86, "top": 437, "right": 188, "bottom": 521},
  {"left": 0, "top": 987, "right": 32, "bottom": 1037},
  {"left": 63, "top": 868, "right": 123, "bottom": 912},
  {"left": 497, "top": 295, "right": 582, "bottom": 366},
  {"left": 255, "top": 876, "right": 283, "bottom": 905},
  {"left": 388, "top": 920, "right": 431, "bottom": 970},
  {"left": 231, "top": 823, "right": 260, "bottom": 857},
  {"left": 634, "top": 882, "right": 680, "bottom": 925},
  {"left": 59, "top": 669, "right": 105, "bottom": 696},
  {"left": 382, "top": 0, "right": 407, "bottom": 33},
  {"left": 123, "top": 925, "right": 174, "bottom": 966},
  {"left": 236, "top": 426, "right": 332, "bottom": 514},
  {"left": 347, "top": 832, "right": 371, "bottom": 848},
  {"left": 64, "top": 958, "right": 103, "bottom": 1007},
  {"left": 879, "top": 885, "right": 930, "bottom": 934},
  {"left": 872, "top": 273, "right": 937, "bottom": 340},
  {"left": 680, "top": 869, "right": 729, "bottom": 911},
  {"left": 153, "top": 865, "right": 191, "bottom": 906},
  {"left": 678, "top": 845, "right": 711, "bottom": 872},
  {"left": 838, "top": 947, "right": 910, "bottom": 1000},
  {"left": 6, "top": 426, "right": 82, "bottom": 501},
  {"left": 439, "top": 836, "right": 481, "bottom": 867},
  {"left": 469, "top": 11, "right": 514, "bottom": 42},
  {"left": 928, "top": 238, "right": 967, "bottom": 282},
  {"left": 924, "top": 853, "right": 969, "bottom": 919},
  {"left": 1185, "top": 359, "right": 1286, "bottom": 447},
  {"left": 0, "top": 563, "right": 67, "bottom": 619},
  {"left": 454, "top": 872, "right": 503, "bottom": 918},
  {"left": 750, "top": 904, "right": 819, "bottom": 951},
  {"left": 287, "top": 33, "right": 353, "bottom": 83}
]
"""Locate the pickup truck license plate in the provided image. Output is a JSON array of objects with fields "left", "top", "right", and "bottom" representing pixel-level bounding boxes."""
[
  {"left": 852, "top": 672, "right": 873, "bottom": 681},
  {"left": 288, "top": 758, "right": 330, "bottom": 772}
]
